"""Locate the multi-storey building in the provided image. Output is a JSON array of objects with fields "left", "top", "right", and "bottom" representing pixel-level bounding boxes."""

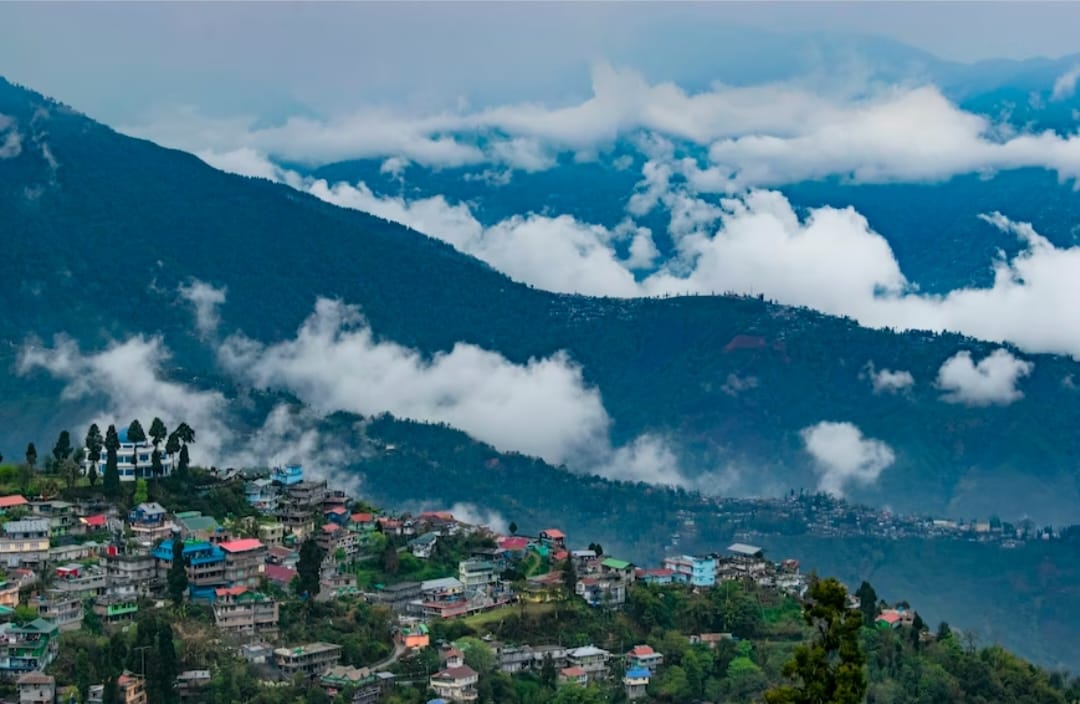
[
  {"left": 430, "top": 649, "right": 478, "bottom": 702},
  {"left": 458, "top": 559, "right": 497, "bottom": 591},
  {"left": 274, "top": 642, "right": 342, "bottom": 679},
  {"left": 212, "top": 586, "right": 279, "bottom": 637},
  {"left": 275, "top": 480, "right": 327, "bottom": 538},
  {"left": 105, "top": 551, "right": 159, "bottom": 595},
  {"left": 0, "top": 619, "right": 59, "bottom": 679},
  {"left": 152, "top": 540, "right": 227, "bottom": 596},
  {"left": 662, "top": 555, "right": 717, "bottom": 588},
  {"left": 16, "top": 671, "right": 55, "bottom": 704},
  {"left": 566, "top": 645, "right": 611, "bottom": 684},
  {"left": 93, "top": 595, "right": 139, "bottom": 624},
  {"left": 0, "top": 520, "right": 50, "bottom": 568},
  {"left": 34, "top": 591, "right": 84, "bottom": 631},
  {"left": 218, "top": 539, "right": 267, "bottom": 587},
  {"left": 316, "top": 524, "right": 359, "bottom": 562},
  {"left": 83, "top": 427, "right": 174, "bottom": 482}
]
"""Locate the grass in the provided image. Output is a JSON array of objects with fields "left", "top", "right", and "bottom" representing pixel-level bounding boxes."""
[{"left": 461, "top": 602, "right": 555, "bottom": 627}]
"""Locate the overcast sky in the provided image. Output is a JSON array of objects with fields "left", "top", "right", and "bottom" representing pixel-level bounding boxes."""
[{"left": 3, "top": 2, "right": 1080, "bottom": 124}]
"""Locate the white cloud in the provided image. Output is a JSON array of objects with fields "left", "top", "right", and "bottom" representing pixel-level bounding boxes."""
[
  {"left": 0, "top": 114, "right": 22, "bottom": 159},
  {"left": 866, "top": 364, "right": 915, "bottom": 394},
  {"left": 217, "top": 298, "right": 611, "bottom": 466},
  {"left": 178, "top": 279, "right": 227, "bottom": 338},
  {"left": 800, "top": 421, "right": 895, "bottom": 497},
  {"left": 129, "top": 64, "right": 1080, "bottom": 187},
  {"left": 721, "top": 373, "right": 759, "bottom": 396},
  {"left": 1052, "top": 64, "right": 1080, "bottom": 101},
  {"left": 936, "top": 349, "right": 1033, "bottom": 406},
  {"left": 446, "top": 503, "right": 509, "bottom": 534}
]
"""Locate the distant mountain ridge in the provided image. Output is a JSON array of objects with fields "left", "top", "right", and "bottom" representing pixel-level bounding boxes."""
[{"left": 4, "top": 76, "right": 1080, "bottom": 525}]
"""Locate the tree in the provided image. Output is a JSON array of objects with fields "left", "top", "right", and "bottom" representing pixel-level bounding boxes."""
[
  {"left": 156, "top": 621, "right": 179, "bottom": 704},
  {"left": 85, "top": 423, "right": 103, "bottom": 465},
  {"left": 133, "top": 478, "right": 149, "bottom": 505},
  {"left": 127, "top": 420, "right": 146, "bottom": 479},
  {"left": 75, "top": 649, "right": 93, "bottom": 702},
  {"left": 167, "top": 538, "right": 189, "bottom": 606},
  {"left": 937, "top": 621, "right": 952, "bottom": 641},
  {"left": 855, "top": 580, "right": 878, "bottom": 626},
  {"left": 509, "top": 521, "right": 518, "bottom": 536},
  {"left": 296, "top": 538, "right": 326, "bottom": 599},
  {"left": 765, "top": 578, "right": 867, "bottom": 704},
  {"left": 24, "top": 442, "right": 37, "bottom": 470},
  {"left": 88, "top": 463, "right": 99, "bottom": 488},
  {"left": 151, "top": 449, "right": 164, "bottom": 478},
  {"left": 149, "top": 417, "right": 168, "bottom": 447},
  {"left": 173, "top": 422, "right": 194, "bottom": 479},
  {"left": 588, "top": 542, "right": 604, "bottom": 556},
  {"left": 60, "top": 450, "right": 82, "bottom": 491},
  {"left": 177, "top": 444, "right": 190, "bottom": 479},
  {"left": 52, "top": 430, "right": 72, "bottom": 464},
  {"left": 104, "top": 424, "right": 121, "bottom": 496},
  {"left": 562, "top": 556, "right": 578, "bottom": 598}
]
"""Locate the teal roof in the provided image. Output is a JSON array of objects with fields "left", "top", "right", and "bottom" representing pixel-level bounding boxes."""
[{"left": 602, "top": 558, "right": 631, "bottom": 570}]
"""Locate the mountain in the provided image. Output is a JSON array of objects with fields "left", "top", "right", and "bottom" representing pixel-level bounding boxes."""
[{"left": 5, "top": 76, "right": 1080, "bottom": 525}]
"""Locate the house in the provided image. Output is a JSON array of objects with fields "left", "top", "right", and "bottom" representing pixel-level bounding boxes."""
[
  {"left": 876, "top": 608, "right": 914, "bottom": 629},
  {"left": 213, "top": 586, "right": 279, "bottom": 636},
  {"left": 265, "top": 564, "right": 297, "bottom": 588},
  {"left": 17, "top": 671, "right": 55, "bottom": 704},
  {"left": 92, "top": 596, "right": 139, "bottom": 624},
  {"left": 420, "top": 577, "right": 464, "bottom": 599},
  {"left": 538, "top": 529, "right": 566, "bottom": 549},
  {"left": 372, "top": 582, "right": 422, "bottom": 613},
  {"left": 323, "top": 506, "right": 349, "bottom": 526},
  {"left": 458, "top": 559, "right": 497, "bottom": 591},
  {"left": 276, "top": 480, "right": 328, "bottom": 538},
  {"left": 636, "top": 568, "right": 674, "bottom": 585},
  {"left": 257, "top": 521, "right": 285, "bottom": 546},
  {"left": 689, "top": 633, "right": 733, "bottom": 648},
  {"left": 349, "top": 513, "right": 376, "bottom": 532},
  {"left": 566, "top": 645, "right": 610, "bottom": 684},
  {"left": 78, "top": 514, "right": 109, "bottom": 533},
  {"left": 219, "top": 538, "right": 267, "bottom": 587},
  {"left": 35, "top": 591, "right": 84, "bottom": 631},
  {"left": 599, "top": 557, "right": 635, "bottom": 581},
  {"left": 267, "top": 545, "right": 298, "bottom": 568},
  {"left": 319, "top": 665, "right": 374, "bottom": 698},
  {"left": 152, "top": 541, "right": 226, "bottom": 595},
  {"left": 316, "top": 524, "right": 359, "bottom": 562},
  {"left": 84, "top": 428, "right": 174, "bottom": 482},
  {"left": 0, "top": 519, "right": 50, "bottom": 567},
  {"left": 409, "top": 532, "right": 439, "bottom": 559},
  {"left": 623, "top": 667, "right": 651, "bottom": 700},
  {"left": 429, "top": 649, "right": 478, "bottom": 702},
  {"left": 239, "top": 642, "right": 274, "bottom": 665},
  {"left": 174, "top": 512, "right": 221, "bottom": 541},
  {"left": 663, "top": 555, "right": 717, "bottom": 587},
  {"left": 176, "top": 669, "right": 212, "bottom": 700},
  {"left": 626, "top": 645, "right": 663, "bottom": 672},
  {"left": 727, "top": 543, "right": 765, "bottom": 560},
  {"left": 497, "top": 537, "right": 530, "bottom": 557},
  {"left": 0, "top": 495, "right": 29, "bottom": 514},
  {"left": 0, "top": 619, "right": 59, "bottom": 678},
  {"left": 318, "top": 573, "right": 359, "bottom": 601},
  {"left": 245, "top": 479, "right": 280, "bottom": 513},
  {"left": 271, "top": 464, "right": 304, "bottom": 486},
  {"left": 396, "top": 623, "right": 430, "bottom": 651},
  {"left": 0, "top": 582, "right": 19, "bottom": 609},
  {"left": 274, "top": 642, "right": 342, "bottom": 679},
  {"left": 558, "top": 666, "right": 588, "bottom": 687},
  {"left": 576, "top": 576, "right": 627, "bottom": 607},
  {"left": 105, "top": 552, "right": 158, "bottom": 595}
]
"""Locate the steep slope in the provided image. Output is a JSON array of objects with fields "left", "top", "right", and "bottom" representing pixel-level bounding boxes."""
[{"left": 4, "top": 77, "right": 1080, "bottom": 522}]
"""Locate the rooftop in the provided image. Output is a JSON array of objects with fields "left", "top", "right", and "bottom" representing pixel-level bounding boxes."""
[
  {"left": 728, "top": 542, "right": 764, "bottom": 557},
  {"left": 219, "top": 538, "right": 264, "bottom": 553}
]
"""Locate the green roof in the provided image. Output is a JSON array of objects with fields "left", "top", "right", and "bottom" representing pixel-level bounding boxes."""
[{"left": 602, "top": 558, "right": 631, "bottom": 570}]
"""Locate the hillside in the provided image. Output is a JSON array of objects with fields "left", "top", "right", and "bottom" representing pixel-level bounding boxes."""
[{"left": 6, "top": 76, "right": 1080, "bottom": 524}]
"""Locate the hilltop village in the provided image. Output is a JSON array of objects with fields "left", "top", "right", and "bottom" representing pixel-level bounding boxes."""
[{"left": 0, "top": 422, "right": 1073, "bottom": 704}]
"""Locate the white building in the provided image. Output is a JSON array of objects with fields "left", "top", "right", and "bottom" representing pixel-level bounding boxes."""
[{"left": 84, "top": 428, "right": 174, "bottom": 482}]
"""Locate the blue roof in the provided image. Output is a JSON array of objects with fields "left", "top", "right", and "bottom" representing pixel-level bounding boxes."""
[
  {"left": 117, "top": 428, "right": 129, "bottom": 443},
  {"left": 152, "top": 540, "right": 225, "bottom": 563},
  {"left": 626, "top": 667, "right": 651, "bottom": 679}
]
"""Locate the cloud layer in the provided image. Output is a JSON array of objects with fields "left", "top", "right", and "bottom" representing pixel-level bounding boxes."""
[
  {"left": 936, "top": 349, "right": 1034, "bottom": 406},
  {"left": 801, "top": 421, "right": 896, "bottom": 496}
]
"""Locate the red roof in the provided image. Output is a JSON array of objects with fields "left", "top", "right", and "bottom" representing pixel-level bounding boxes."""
[
  {"left": 561, "top": 666, "right": 586, "bottom": 678},
  {"left": 265, "top": 565, "right": 296, "bottom": 584},
  {"left": 322, "top": 523, "right": 341, "bottom": 533},
  {"left": 629, "top": 645, "right": 656, "bottom": 657},
  {"left": 219, "top": 538, "right": 264, "bottom": 553},
  {"left": 639, "top": 568, "right": 674, "bottom": 577},
  {"left": 498, "top": 537, "right": 530, "bottom": 551},
  {"left": 877, "top": 611, "right": 902, "bottom": 625},
  {"left": 421, "top": 511, "right": 455, "bottom": 521},
  {"left": 215, "top": 585, "right": 249, "bottom": 597},
  {"left": 540, "top": 529, "right": 566, "bottom": 539},
  {"left": 81, "top": 514, "right": 108, "bottom": 527},
  {"left": 351, "top": 512, "right": 374, "bottom": 523},
  {"left": 0, "top": 495, "right": 28, "bottom": 509},
  {"left": 434, "top": 666, "right": 477, "bottom": 680},
  {"left": 325, "top": 506, "right": 347, "bottom": 515},
  {"left": 553, "top": 550, "right": 569, "bottom": 562}
]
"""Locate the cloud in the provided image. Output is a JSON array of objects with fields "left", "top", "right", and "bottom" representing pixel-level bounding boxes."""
[
  {"left": 0, "top": 114, "right": 22, "bottom": 159},
  {"left": 721, "top": 374, "right": 759, "bottom": 396},
  {"left": 800, "top": 421, "right": 895, "bottom": 496},
  {"left": 446, "top": 503, "right": 509, "bottom": 534},
  {"left": 865, "top": 364, "right": 915, "bottom": 394},
  {"left": 1052, "top": 64, "right": 1080, "bottom": 101},
  {"left": 178, "top": 279, "right": 227, "bottom": 338},
  {"left": 217, "top": 298, "right": 612, "bottom": 466},
  {"left": 16, "top": 335, "right": 230, "bottom": 462},
  {"left": 936, "top": 348, "right": 1033, "bottom": 406},
  {"left": 307, "top": 179, "right": 648, "bottom": 296},
  {"left": 129, "top": 63, "right": 1080, "bottom": 187}
]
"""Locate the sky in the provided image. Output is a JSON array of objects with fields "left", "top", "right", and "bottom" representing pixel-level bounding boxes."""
[{"left": 3, "top": 2, "right": 1080, "bottom": 125}]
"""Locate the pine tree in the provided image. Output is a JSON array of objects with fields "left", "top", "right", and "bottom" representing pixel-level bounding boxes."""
[
  {"left": 562, "top": 557, "right": 578, "bottom": 598},
  {"left": 167, "top": 538, "right": 189, "bottom": 606},
  {"left": 177, "top": 444, "right": 190, "bottom": 479},
  {"left": 52, "top": 430, "right": 72, "bottom": 464},
  {"left": 86, "top": 424, "right": 103, "bottom": 487},
  {"left": 24, "top": 442, "right": 36, "bottom": 470},
  {"left": 157, "top": 621, "right": 179, "bottom": 703},
  {"left": 149, "top": 417, "right": 168, "bottom": 447},
  {"left": 296, "top": 538, "right": 326, "bottom": 599},
  {"left": 765, "top": 578, "right": 867, "bottom": 704},
  {"left": 75, "top": 649, "right": 92, "bottom": 702},
  {"left": 855, "top": 580, "right": 878, "bottom": 626},
  {"left": 104, "top": 425, "right": 121, "bottom": 496}
]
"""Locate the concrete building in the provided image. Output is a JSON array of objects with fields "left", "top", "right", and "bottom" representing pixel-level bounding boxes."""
[
  {"left": 34, "top": 591, "right": 84, "bottom": 631},
  {"left": 213, "top": 586, "right": 279, "bottom": 637},
  {"left": 84, "top": 428, "right": 174, "bottom": 482},
  {"left": 0, "top": 619, "right": 59, "bottom": 679},
  {"left": 623, "top": 667, "right": 651, "bottom": 700},
  {"left": 16, "top": 671, "right": 55, "bottom": 704},
  {"left": 458, "top": 559, "right": 497, "bottom": 591},
  {"left": 152, "top": 541, "right": 227, "bottom": 595},
  {"left": 663, "top": 555, "right": 717, "bottom": 588},
  {"left": 274, "top": 642, "right": 342, "bottom": 679},
  {"left": 92, "top": 596, "right": 139, "bottom": 624},
  {"left": 219, "top": 539, "right": 267, "bottom": 587},
  {"left": 430, "top": 649, "right": 478, "bottom": 702},
  {"left": 0, "top": 520, "right": 50, "bottom": 567},
  {"left": 566, "top": 645, "right": 610, "bottom": 684}
]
